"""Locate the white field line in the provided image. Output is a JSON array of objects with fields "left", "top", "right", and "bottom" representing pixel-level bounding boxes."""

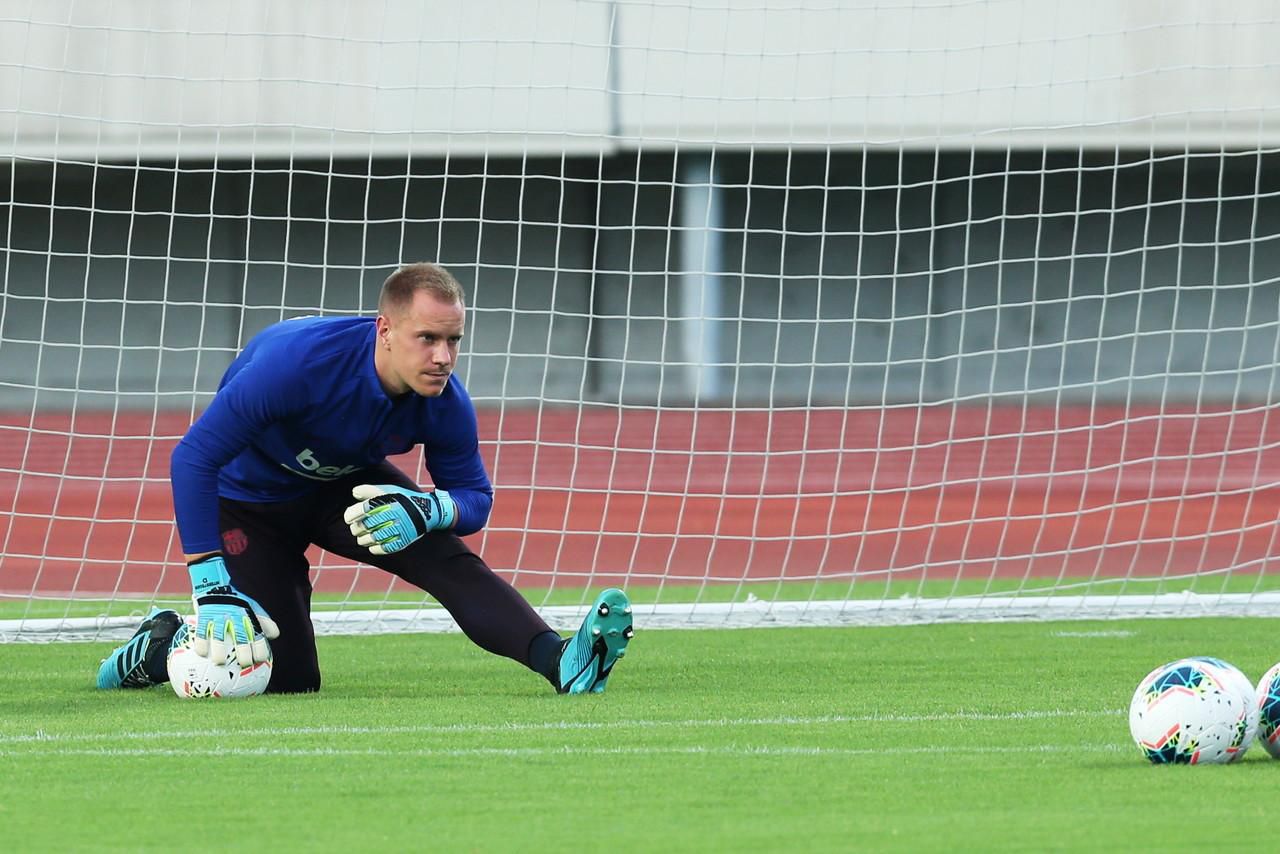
[
  {"left": 0, "top": 708, "right": 1123, "bottom": 746},
  {"left": 0, "top": 744, "right": 1131, "bottom": 759}
]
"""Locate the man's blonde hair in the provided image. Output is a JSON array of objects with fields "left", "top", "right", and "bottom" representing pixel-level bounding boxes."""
[{"left": 378, "top": 262, "right": 465, "bottom": 315}]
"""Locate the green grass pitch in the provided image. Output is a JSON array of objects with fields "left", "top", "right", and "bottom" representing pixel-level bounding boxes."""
[{"left": 3, "top": 618, "right": 1278, "bottom": 851}]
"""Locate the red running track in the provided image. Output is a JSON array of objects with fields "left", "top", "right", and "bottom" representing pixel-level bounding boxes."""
[{"left": 2, "top": 404, "right": 1279, "bottom": 595}]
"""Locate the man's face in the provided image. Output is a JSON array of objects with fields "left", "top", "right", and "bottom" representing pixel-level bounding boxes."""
[{"left": 376, "top": 290, "right": 465, "bottom": 397}]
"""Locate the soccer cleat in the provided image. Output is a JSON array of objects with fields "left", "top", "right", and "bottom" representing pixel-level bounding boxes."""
[
  {"left": 555, "top": 588, "right": 633, "bottom": 695},
  {"left": 95, "top": 608, "right": 184, "bottom": 689}
]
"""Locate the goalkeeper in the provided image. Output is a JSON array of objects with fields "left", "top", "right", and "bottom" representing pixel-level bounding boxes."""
[{"left": 96, "top": 262, "right": 632, "bottom": 695}]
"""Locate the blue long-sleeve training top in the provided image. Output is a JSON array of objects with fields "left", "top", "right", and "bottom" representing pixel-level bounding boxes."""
[{"left": 170, "top": 315, "right": 494, "bottom": 555}]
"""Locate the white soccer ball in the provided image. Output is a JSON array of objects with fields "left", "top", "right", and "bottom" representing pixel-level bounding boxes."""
[
  {"left": 1128, "top": 657, "right": 1253, "bottom": 764},
  {"left": 167, "top": 637, "right": 272, "bottom": 699},
  {"left": 1254, "top": 662, "right": 1280, "bottom": 758}
]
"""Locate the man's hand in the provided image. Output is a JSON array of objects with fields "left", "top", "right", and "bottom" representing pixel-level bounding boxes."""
[
  {"left": 188, "top": 554, "right": 280, "bottom": 667},
  {"left": 343, "top": 484, "right": 457, "bottom": 555}
]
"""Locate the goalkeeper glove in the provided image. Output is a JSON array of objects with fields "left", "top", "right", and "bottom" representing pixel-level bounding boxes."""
[
  {"left": 343, "top": 483, "right": 457, "bottom": 555},
  {"left": 188, "top": 554, "right": 280, "bottom": 667}
]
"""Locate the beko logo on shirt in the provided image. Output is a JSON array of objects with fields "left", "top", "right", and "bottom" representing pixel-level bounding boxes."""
[{"left": 288, "top": 448, "right": 359, "bottom": 480}]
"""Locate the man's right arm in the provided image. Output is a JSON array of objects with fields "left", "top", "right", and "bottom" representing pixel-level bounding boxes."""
[
  {"left": 170, "top": 354, "right": 303, "bottom": 553},
  {"left": 170, "top": 359, "right": 295, "bottom": 663}
]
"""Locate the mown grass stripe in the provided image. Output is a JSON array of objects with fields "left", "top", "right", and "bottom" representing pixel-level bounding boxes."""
[
  {"left": 0, "top": 708, "right": 1123, "bottom": 744},
  {"left": 0, "top": 743, "right": 1132, "bottom": 759}
]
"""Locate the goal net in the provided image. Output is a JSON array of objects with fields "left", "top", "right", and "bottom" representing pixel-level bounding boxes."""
[{"left": 3, "top": 1, "right": 1280, "bottom": 641}]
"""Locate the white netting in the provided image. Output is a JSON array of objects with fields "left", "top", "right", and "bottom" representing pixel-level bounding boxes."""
[{"left": 2, "top": 1, "right": 1280, "bottom": 640}]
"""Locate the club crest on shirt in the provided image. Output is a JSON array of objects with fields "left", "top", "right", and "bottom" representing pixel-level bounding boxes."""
[{"left": 222, "top": 528, "right": 249, "bottom": 555}]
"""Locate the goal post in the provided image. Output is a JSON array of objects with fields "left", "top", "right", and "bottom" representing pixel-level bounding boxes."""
[{"left": 3, "top": 1, "right": 1280, "bottom": 641}]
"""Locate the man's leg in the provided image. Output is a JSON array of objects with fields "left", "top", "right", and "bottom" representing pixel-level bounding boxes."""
[
  {"left": 319, "top": 507, "right": 554, "bottom": 670},
  {"left": 97, "top": 498, "right": 320, "bottom": 693},
  {"left": 317, "top": 464, "right": 632, "bottom": 693},
  {"left": 218, "top": 497, "right": 321, "bottom": 694}
]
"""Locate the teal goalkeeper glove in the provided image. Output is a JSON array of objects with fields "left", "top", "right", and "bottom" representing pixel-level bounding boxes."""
[
  {"left": 188, "top": 555, "right": 280, "bottom": 667},
  {"left": 343, "top": 484, "right": 458, "bottom": 555}
]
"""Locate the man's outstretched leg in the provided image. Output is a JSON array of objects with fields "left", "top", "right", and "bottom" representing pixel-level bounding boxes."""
[
  {"left": 325, "top": 518, "right": 636, "bottom": 693},
  {"left": 96, "top": 608, "right": 185, "bottom": 689},
  {"left": 376, "top": 544, "right": 638, "bottom": 694},
  {"left": 320, "top": 466, "right": 638, "bottom": 694}
]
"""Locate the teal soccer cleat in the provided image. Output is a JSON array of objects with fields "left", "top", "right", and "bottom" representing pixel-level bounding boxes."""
[
  {"left": 95, "top": 608, "right": 185, "bottom": 689},
  {"left": 555, "top": 588, "right": 633, "bottom": 694}
]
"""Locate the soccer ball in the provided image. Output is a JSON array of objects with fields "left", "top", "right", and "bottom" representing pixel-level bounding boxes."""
[
  {"left": 1254, "top": 662, "right": 1280, "bottom": 758},
  {"left": 166, "top": 637, "right": 273, "bottom": 699},
  {"left": 1128, "top": 658, "right": 1253, "bottom": 764}
]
